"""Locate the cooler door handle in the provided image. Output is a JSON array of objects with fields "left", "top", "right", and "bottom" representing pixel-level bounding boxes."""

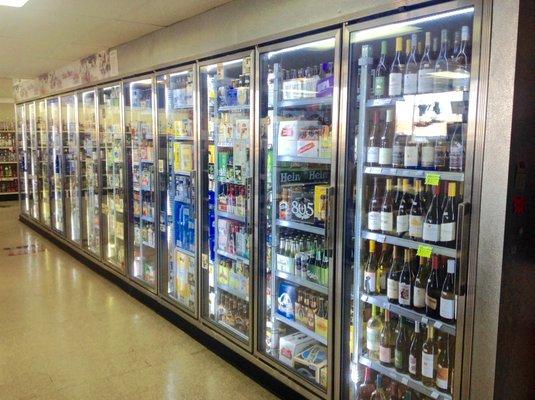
[{"left": 455, "top": 201, "right": 471, "bottom": 296}]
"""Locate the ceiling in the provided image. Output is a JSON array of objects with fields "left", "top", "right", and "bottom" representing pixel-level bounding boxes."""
[{"left": 0, "top": 0, "right": 233, "bottom": 79}]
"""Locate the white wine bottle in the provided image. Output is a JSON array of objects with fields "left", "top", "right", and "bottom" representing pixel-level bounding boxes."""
[{"left": 388, "top": 37, "right": 403, "bottom": 97}]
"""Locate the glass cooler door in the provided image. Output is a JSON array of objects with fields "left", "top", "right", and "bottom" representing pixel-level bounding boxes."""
[
  {"left": 256, "top": 32, "right": 340, "bottom": 395},
  {"left": 79, "top": 90, "right": 101, "bottom": 257},
  {"left": 16, "top": 104, "right": 29, "bottom": 215},
  {"left": 28, "top": 102, "right": 39, "bottom": 220},
  {"left": 199, "top": 52, "right": 254, "bottom": 346},
  {"left": 37, "top": 100, "right": 50, "bottom": 227},
  {"left": 341, "top": 5, "right": 478, "bottom": 400},
  {"left": 99, "top": 84, "right": 126, "bottom": 272},
  {"left": 47, "top": 97, "right": 64, "bottom": 234},
  {"left": 61, "top": 94, "right": 81, "bottom": 244},
  {"left": 156, "top": 67, "right": 197, "bottom": 314},
  {"left": 125, "top": 77, "right": 157, "bottom": 291}
]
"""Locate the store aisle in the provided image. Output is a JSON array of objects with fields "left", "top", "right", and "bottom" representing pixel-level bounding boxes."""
[{"left": 0, "top": 202, "right": 278, "bottom": 400}]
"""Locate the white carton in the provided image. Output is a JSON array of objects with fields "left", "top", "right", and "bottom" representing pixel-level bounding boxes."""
[
  {"left": 278, "top": 120, "right": 319, "bottom": 156},
  {"left": 278, "top": 332, "right": 315, "bottom": 367}
]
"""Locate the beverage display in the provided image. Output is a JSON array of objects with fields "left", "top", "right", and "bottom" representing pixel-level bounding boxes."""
[
  {"left": 16, "top": 105, "right": 28, "bottom": 211},
  {"left": 343, "top": 7, "right": 475, "bottom": 400},
  {"left": 47, "top": 98, "right": 64, "bottom": 234},
  {"left": 157, "top": 67, "right": 197, "bottom": 313},
  {"left": 37, "top": 100, "right": 50, "bottom": 226},
  {"left": 61, "top": 94, "right": 81, "bottom": 244},
  {"left": 257, "top": 36, "right": 338, "bottom": 391},
  {"left": 99, "top": 85, "right": 125, "bottom": 271},
  {"left": 200, "top": 54, "right": 253, "bottom": 342},
  {"left": 27, "top": 103, "right": 39, "bottom": 219},
  {"left": 125, "top": 78, "right": 157, "bottom": 289},
  {"left": 79, "top": 90, "right": 100, "bottom": 256}
]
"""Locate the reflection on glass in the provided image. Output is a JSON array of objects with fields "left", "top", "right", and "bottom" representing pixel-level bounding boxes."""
[
  {"left": 79, "top": 91, "right": 100, "bottom": 256},
  {"left": 28, "top": 103, "right": 39, "bottom": 219},
  {"left": 200, "top": 55, "right": 253, "bottom": 342},
  {"left": 62, "top": 94, "right": 81, "bottom": 243},
  {"left": 125, "top": 79, "right": 156, "bottom": 288},
  {"left": 16, "top": 104, "right": 30, "bottom": 214},
  {"left": 37, "top": 100, "right": 50, "bottom": 226},
  {"left": 257, "top": 38, "right": 336, "bottom": 391},
  {"left": 99, "top": 85, "right": 125, "bottom": 271},
  {"left": 157, "top": 69, "right": 197, "bottom": 311},
  {"left": 47, "top": 98, "right": 63, "bottom": 233}
]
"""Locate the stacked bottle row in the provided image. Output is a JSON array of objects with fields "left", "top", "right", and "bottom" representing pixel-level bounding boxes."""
[
  {"left": 366, "top": 305, "right": 454, "bottom": 394},
  {"left": 0, "top": 132, "right": 14, "bottom": 147},
  {"left": 367, "top": 178, "right": 459, "bottom": 247},
  {"left": 358, "top": 367, "right": 435, "bottom": 399},
  {"left": 0, "top": 181, "right": 17, "bottom": 193},
  {"left": 217, "top": 258, "right": 250, "bottom": 297},
  {"left": 0, "top": 149, "right": 16, "bottom": 162},
  {"left": 217, "top": 183, "right": 247, "bottom": 217},
  {"left": 277, "top": 61, "right": 335, "bottom": 100},
  {"left": 0, "top": 165, "right": 16, "bottom": 178},
  {"left": 217, "top": 292, "right": 250, "bottom": 335}
]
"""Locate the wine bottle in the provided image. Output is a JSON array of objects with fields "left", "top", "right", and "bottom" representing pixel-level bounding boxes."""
[
  {"left": 404, "top": 33, "right": 419, "bottom": 95},
  {"left": 413, "top": 256, "right": 430, "bottom": 313},
  {"left": 449, "top": 122, "right": 464, "bottom": 172},
  {"left": 371, "top": 374, "right": 388, "bottom": 400},
  {"left": 374, "top": 40, "right": 388, "bottom": 98},
  {"left": 367, "top": 111, "right": 381, "bottom": 166},
  {"left": 379, "top": 109, "right": 394, "bottom": 166},
  {"left": 396, "top": 179, "right": 412, "bottom": 237},
  {"left": 425, "top": 255, "right": 441, "bottom": 318},
  {"left": 358, "top": 367, "right": 376, "bottom": 400},
  {"left": 409, "top": 321, "right": 423, "bottom": 381},
  {"left": 364, "top": 240, "right": 378, "bottom": 294},
  {"left": 368, "top": 177, "right": 381, "bottom": 232},
  {"left": 421, "top": 137, "right": 435, "bottom": 170},
  {"left": 453, "top": 26, "right": 471, "bottom": 91},
  {"left": 394, "top": 316, "right": 408, "bottom": 373},
  {"left": 366, "top": 304, "right": 383, "bottom": 359},
  {"left": 388, "top": 381, "right": 400, "bottom": 400},
  {"left": 418, "top": 32, "right": 434, "bottom": 94},
  {"left": 403, "top": 135, "right": 419, "bottom": 169},
  {"left": 392, "top": 133, "right": 404, "bottom": 168},
  {"left": 409, "top": 179, "right": 424, "bottom": 240},
  {"left": 441, "top": 182, "right": 457, "bottom": 247},
  {"left": 379, "top": 310, "right": 395, "bottom": 367},
  {"left": 421, "top": 325, "right": 437, "bottom": 387},
  {"left": 388, "top": 37, "right": 403, "bottom": 97},
  {"left": 434, "top": 135, "right": 448, "bottom": 171},
  {"left": 440, "top": 259, "right": 456, "bottom": 324},
  {"left": 398, "top": 249, "right": 413, "bottom": 308},
  {"left": 387, "top": 246, "right": 402, "bottom": 304},
  {"left": 377, "top": 243, "right": 391, "bottom": 294},
  {"left": 423, "top": 185, "right": 441, "bottom": 243},
  {"left": 436, "top": 334, "right": 452, "bottom": 392},
  {"left": 434, "top": 29, "right": 451, "bottom": 92},
  {"left": 381, "top": 178, "right": 394, "bottom": 234}
]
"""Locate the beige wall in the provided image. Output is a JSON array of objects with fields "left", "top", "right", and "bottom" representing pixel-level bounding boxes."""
[{"left": 0, "top": 78, "right": 14, "bottom": 124}]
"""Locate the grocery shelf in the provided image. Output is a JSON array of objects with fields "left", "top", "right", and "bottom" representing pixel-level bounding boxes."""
[
  {"left": 276, "top": 219, "right": 325, "bottom": 236},
  {"left": 174, "top": 170, "right": 194, "bottom": 177},
  {"left": 142, "top": 241, "right": 155, "bottom": 249},
  {"left": 366, "top": 90, "right": 469, "bottom": 108},
  {"left": 170, "top": 136, "right": 194, "bottom": 141},
  {"left": 216, "top": 210, "right": 246, "bottom": 223},
  {"left": 277, "top": 155, "right": 331, "bottom": 165},
  {"left": 216, "top": 249, "right": 249, "bottom": 265},
  {"left": 359, "top": 355, "right": 452, "bottom": 400},
  {"left": 0, "top": 161, "right": 17, "bottom": 164},
  {"left": 360, "top": 293, "right": 456, "bottom": 335},
  {"left": 364, "top": 166, "right": 464, "bottom": 182},
  {"left": 0, "top": 177, "right": 17, "bottom": 181},
  {"left": 218, "top": 104, "right": 250, "bottom": 112},
  {"left": 175, "top": 247, "right": 195, "bottom": 258},
  {"left": 361, "top": 230, "right": 457, "bottom": 258},
  {"left": 275, "top": 314, "right": 327, "bottom": 345},
  {"left": 218, "top": 283, "right": 249, "bottom": 301},
  {"left": 275, "top": 270, "right": 328, "bottom": 295},
  {"left": 278, "top": 96, "right": 332, "bottom": 108},
  {"left": 140, "top": 214, "right": 155, "bottom": 223},
  {"left": 0, "top": 192, "right": 18, "bottom": 195}
]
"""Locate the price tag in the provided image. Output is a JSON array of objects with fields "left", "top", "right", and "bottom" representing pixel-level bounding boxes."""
[
  {"left": 361, "top": 294, "right": 369, "bottom": 303},
  {"left": 422, "top": 317, "right": 429, "bottom": 325},
  {"left": 402, "top": 377, "right": 409, "bottom": 385},
  {"left": 434, "top": 321, "right": 443, "bottom": 329},
  {"left": 425, "top": 173, "right": 441, "bottom": 186},
  {"left": 361, "top": 357, "right": 371, "bottom": 367},
  {"left": 417, "top": 245, "right": 433, "bottom": 258},
  {"left": 431, "top": 390, "right": 440, "bottom": 399}
]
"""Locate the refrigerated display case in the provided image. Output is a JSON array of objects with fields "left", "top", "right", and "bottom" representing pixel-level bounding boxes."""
[
  {"left": 199, "top": 52, "right": 254, "bottom": 346},
  {"left": 156, "top": 66, "right": 197, "bottom": 313},
  {"left": 37, "top": 100, "right": 50, "bottom": 226},
  {"left": 47, "top": 97, "right": 64, "bottom": 233},
  {"left": 125, "top": 77, "right": 157, "bottom": 290},
  {"left": 255, "top": 32, "right": 340, "bottom": 395},
  {"left": 16, "top": 104, "right": 29, "bottom": 214},
  {"left": 79, "top": 90, "right": 100, "bottom": 256},
  {"left": 62, "top": 94, "right": 81, "bottom": 244},
  {"left": 28, "top": 102, "right": 39, "bottom": 220},
  {"left": 99, "top": 84, "right": 126, "bottom": 272},
  {"left": 339, "top": 4, "right": 479, "bottom": 400}
]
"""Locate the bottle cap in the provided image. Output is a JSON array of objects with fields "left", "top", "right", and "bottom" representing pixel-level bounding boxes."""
[
  {"left": 381, "top": 40, "right": 387, "bottom": 55},
  {"left": 395, "top": 37, "right": 403, "bottom": 51},
  {"left": 448, "top": 182, "right": 457, "bottom": 197},
  {"left": 425, "top": 32, "right": 431, "bottom": 46},
  {"left": 411, "top": 33, "right": 417, "bottom": 47},
  {"left": 441, "top": 29, "right": 448, "bottom": 42},
  {"left": 447, "top": 259, "right": 456, "bottom": 274},
  {"left": 369, "top": 240, "right": 376, "bottom": 252}
]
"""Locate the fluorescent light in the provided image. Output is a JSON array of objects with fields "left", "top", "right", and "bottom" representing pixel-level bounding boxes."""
[
  {"left": 268, "top": 38, "right": 335, "bottom": 58},
  {"left": 0, "top": 0, "right": 30, "bottom": 7}
]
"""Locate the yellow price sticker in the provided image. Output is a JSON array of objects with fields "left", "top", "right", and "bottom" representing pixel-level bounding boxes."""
[
  {"left": 416, "top": 245, "right": 433, "bottom": 258},
  {"left": 425, "top": 173, "right": 441, "bottom": 186}
]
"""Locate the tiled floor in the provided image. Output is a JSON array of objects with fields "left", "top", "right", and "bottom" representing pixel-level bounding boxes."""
[{"left": 0, "top": 201, "right": 278, "bottom": 400}]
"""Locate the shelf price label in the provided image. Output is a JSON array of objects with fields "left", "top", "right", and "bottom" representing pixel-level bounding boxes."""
[
  {"left": 425, "top": 172, "right": 441, "bottom": 186},
  {"left": 417, "top": 245, "right": 433, "bottom": 258}
]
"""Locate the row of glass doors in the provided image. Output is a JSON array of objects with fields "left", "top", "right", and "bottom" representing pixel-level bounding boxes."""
[{"left": 16, "top": 2, "right": 481, "bottom": 398}]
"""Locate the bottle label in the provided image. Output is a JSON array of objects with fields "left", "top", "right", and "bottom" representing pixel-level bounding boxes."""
[
  {"left": 422, "top": 353, "right": 435, "bottom": 378},
  {"left": 394, "top": 348, "right": 403, "bottom": 369},
  {"left": 368, "top": 211, "right": 381, "bottom": 231},
  {"left": 413, "top": 286, "right": 426, "bottom": 308},
  {"left": 396, "top": 214, "right": 409, "bottom": 234},
  {"left": 436, "top": 366, "right": 450, "bottom": 389},
  {"left": 276, "top": 254, "right": 294, "bottom": 274},
  {"left": 387, "top": 278, "right": 398, "bottom": 300},
  {"left": 450, "top": 142, "right": 464, "bottom": 170},
  {"left": 398, "top": 282, "right": 411, "bottom": 306},
  {"left": 440, "top": 222, "right": 456, "bottom": 242},
  {"left": 388, "top": 73, "right": 402, "bottom": 96},
  {"left": 423, "top": 222, "right": 440, "bottom": 242},
  {"left": 409, "top": 354, "right": 417, "bottom": 375},
  {"left": 418, "top": 68, "right": 434, "bottom": 93},
  {"left": 380, "top": 211, "right": 393, "bottom": 232},
  {"left": 374, "top": 76, "right": 386, "bottom": 97},
  {"left": 440, "top": 297, "right": 455, "bottom": 319},
  {"left": 404, "top": 145, "right": 419, "bottom": 167},
  {"left": 434, "top": 75, "right": 450, "bottom": 92},
  {"left": 379, "top": 271, "right": 387, "bottom": 292},
  {"left": 403, "top": 73, "right": 418, "bottom": 95},
  {"left": 367, "top": 146, "right": 379, "bottom": 164},
  {"left": 409, "top": 215, "right": 423, "bottom": 238},
  {"left": 425, "top": 293, "right": 438, "bottom": 310},
  {"left": 421, "top": 145, "right": 434, "bottom": 167},
  {"left": 392, "top": 144, "right": 404, "bottom": 166},
  {"left": 366, "top": 328, "right": 380, "bottom": 352},
  {"left": 379, "top": 345, "right": 392, "bottom": 363},
  {"left": 364, "top": 271, "right": 376, "bottom": 293},
  {"left": 434, "top": 144, "right": 447, "bottom": 168},
  {"left": 379, "top": 147, "right": 392, "bottom": 165}
]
